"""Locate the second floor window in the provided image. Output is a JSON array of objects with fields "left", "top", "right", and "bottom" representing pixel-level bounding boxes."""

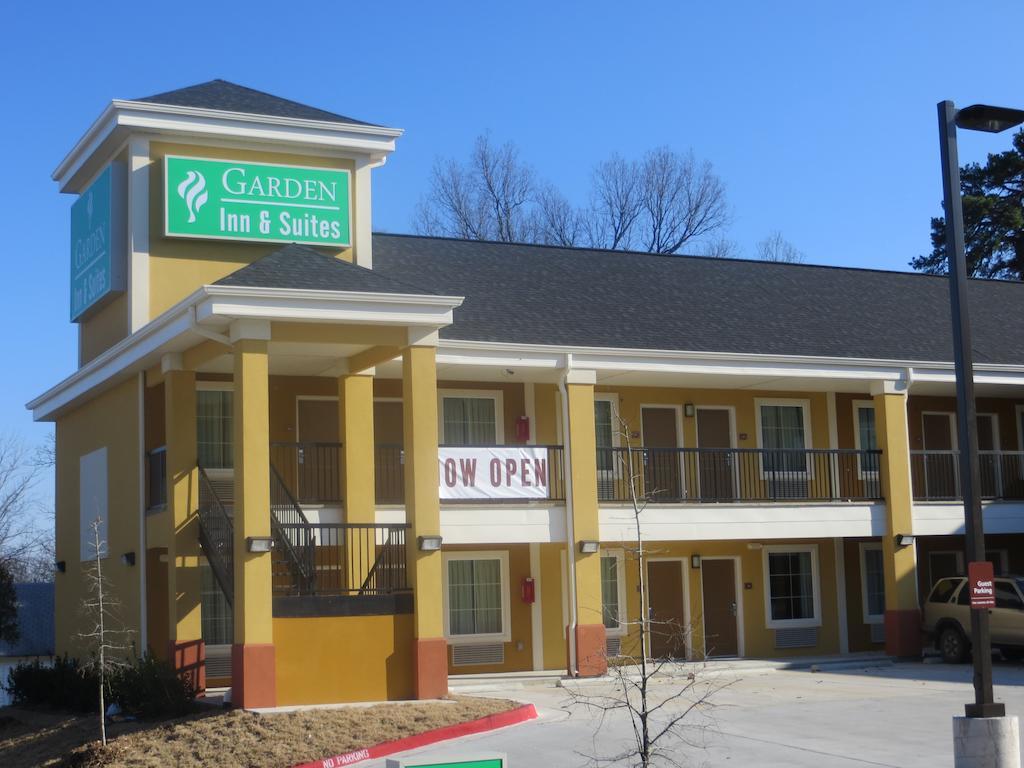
[
  {"left": 442, "top": 396, "right": 497, "bottom": 445},
  {"left": 197, "top": 389, "right": 233, "bottom": 469},
  {"left": 759, "top": 403, "right": 807, "bottom": 473},
  {"left": 595, "top": 399, "right": 614, "bottom": 472},
  {"left": 855, "top": 403, "right": 879, "bottom": 476}
]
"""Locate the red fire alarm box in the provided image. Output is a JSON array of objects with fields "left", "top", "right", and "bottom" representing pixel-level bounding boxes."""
[
  {"left": 521, "top": 577, "right": 535, "bottom": 604},
  {"left": 515, "top": 415, "right": 530, "bottom": 443}
]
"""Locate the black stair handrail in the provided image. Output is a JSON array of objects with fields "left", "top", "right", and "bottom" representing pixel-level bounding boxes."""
[
  {"left": 269, "top": 463, "right": 316, "bottom": 593},
  {"left": 197, "top": 465, "right": 234, "bottom": 607}
]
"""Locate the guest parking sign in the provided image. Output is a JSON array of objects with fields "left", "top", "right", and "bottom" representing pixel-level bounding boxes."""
[{"left": 968, "top": 561, "right": 996, "bottom": 609}]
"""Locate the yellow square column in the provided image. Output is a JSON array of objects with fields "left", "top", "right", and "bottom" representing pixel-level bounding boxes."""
[
  {"left": 340, "top": 372, "right": 376, "bottom": 590},
  {"left": 230, "top": 322, "right": 276, "bottom": 708},
  {"left": 873, "top": 383, "right": 921, "bottom": 657},
  {"left": 163, "top": 361, "right": 205, "bottom": 692},
  {"left": 565, "top": 372, "right": 607, "bottom": 676},
  {"left": 402, "top": 344, "right": 447, "bottom": 699}
]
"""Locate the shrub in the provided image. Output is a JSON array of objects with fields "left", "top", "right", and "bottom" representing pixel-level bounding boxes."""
[{"left": 5, "top": 652, "right": 197, "bottom": 719}]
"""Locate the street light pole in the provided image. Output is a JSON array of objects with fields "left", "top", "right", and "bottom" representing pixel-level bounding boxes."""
[{"left": 937, "top": 100, "right": 1023, "bottom": 719}]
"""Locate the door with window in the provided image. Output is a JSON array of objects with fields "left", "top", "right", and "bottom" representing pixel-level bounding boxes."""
[
  {"left": 595, "top": 398, "right": 617, "bottom": 500},
  {"left": 641, "top": 407, "right": 682, "bottom": 500},
  {"left": 374, "top": 401, "right": 404, "bottom": 504},
  {"left": 197, "top": 388, "right": 234, "bottom": 503},
  {"left": 922, "top": 413, "right": 957, "bottom": 499},
  {"left": 295, "top": 399, "right": 340, "bottom": 502},
  {"left": 701, "top": 559, "right": 739, "bottom": 657},
  {"left": 648, "top": 560, "right": 687, "bottom": 658},
  {"left": 928, "top": 550, "right": 964, "bottom": 588},
  {"left": 977, "top": 414, "right": 1000, "bottom": 498},
  {"left": 696, "top": 408, "right": 734, "bottom": 501}
]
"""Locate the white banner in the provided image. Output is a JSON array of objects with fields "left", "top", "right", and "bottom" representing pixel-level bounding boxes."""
[{"left": 439, "top": 447, "right": 551, "bottom": 500}]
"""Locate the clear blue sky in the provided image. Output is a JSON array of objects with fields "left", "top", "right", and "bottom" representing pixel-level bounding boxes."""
[{"left": 3, "top": 0, "right": 1023, "bottom": 465}]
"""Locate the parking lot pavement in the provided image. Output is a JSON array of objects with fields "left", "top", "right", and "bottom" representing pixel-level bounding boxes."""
[{"left": 370, "top": 661, "right": 1024, "bottom": 767}]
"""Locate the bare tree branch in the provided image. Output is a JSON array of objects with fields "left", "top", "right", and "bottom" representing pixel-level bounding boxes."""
[{"left": 756, "top": 230, "right": 806, "bottom": 263}]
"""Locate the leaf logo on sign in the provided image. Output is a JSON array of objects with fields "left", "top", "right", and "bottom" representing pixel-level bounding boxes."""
[{"left": 176, "top": 170, "right": 208, "bottom": 223}]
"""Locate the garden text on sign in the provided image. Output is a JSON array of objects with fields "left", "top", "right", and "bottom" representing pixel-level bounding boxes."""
[{"left": 439, "top": 447, "right": 549, "bottom": 500}]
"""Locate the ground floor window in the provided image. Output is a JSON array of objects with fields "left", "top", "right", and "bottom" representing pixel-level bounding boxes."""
[
  {"left": 859, "top": 543, "right": 885, "bottom": 623},
  {"left": 443, "top": 552, "right": 510, "bottom": 643},
  {"left": 601, "top": 550, "right": 626, "bottom": 635},
  {"left": 200, "top": 562, "right": 232, "bottom": 645},
  {"left": 763, "top": 545, "right": 820, "bottom": 629}
]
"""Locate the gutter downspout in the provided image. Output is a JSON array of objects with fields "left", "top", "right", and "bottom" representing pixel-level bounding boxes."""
[{"left": 559, "top": 361, "right": 579, "bottom": 677}]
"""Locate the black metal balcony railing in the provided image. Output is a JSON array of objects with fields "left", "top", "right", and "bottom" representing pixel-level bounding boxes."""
[
  {"left": 596, "top": 447, "right": 884, "bottom": 503},
  {"left": 197, "top": 466, "right": 234, "bottom": 606},
  {"left": 145, "top": 446, "right": 167, "bottom": 511},
  {"left": 911, "top": 450, "right": 1024, "bottom": 501},
  {"left": 271, "top": 523, "right": 410, "bottom": 597},
  {"left": 270, "top": 442, "right": 342, "bottom": 504}
]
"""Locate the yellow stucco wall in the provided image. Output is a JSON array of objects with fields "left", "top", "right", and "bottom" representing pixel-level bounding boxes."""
[
  {"left": 147, "top": 142, "right": 356, "bottom": 321},
  {"left": 78, "top": 293, "right": 130, "bottom": 365},
  {"left": 540, "top": 543, "right": 568, "bottom": 670},
  {"left": 54, "top": 378, "right": 142, "bottom": 659},
  {"left": 274, "top": 614, "right": 415, "bottom": 704}
]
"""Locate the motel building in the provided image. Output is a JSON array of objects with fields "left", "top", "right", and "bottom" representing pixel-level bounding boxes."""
[{"left": 28, "top": 80, "right": 1024, "bottom": 709}]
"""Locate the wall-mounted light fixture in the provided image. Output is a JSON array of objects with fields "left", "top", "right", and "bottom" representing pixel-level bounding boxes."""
[
  {"left": 895, "top": 534, "right": 916, "bottom": 548},
  {"left": 55, "top": 561, "right": 66, "bottom": 574},
  {"left": 691, "top": 554, "right": 702, "bottom": 569},
  {"left": 418, "top": 535, "right": 443, "bottom": 552},
  {"left": 578, "top": 540, "right": 600, "bottom": 554},
  {"left": 246, "top": 536, "right": 275, "bottom": 554},
  {"left": 120, "top": 552, "right": 136, "bottom": 567},
  {"left": 684, "top": 403, "right": 695, "bottom": 418}
]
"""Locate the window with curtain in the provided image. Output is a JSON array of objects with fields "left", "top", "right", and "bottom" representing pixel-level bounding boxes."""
[
  {"left": 200, "top": 562, "right": 233, "bottom": 645},
  {"left": 856, "top": 405, "right": 879, "bottom": 475},
  {"left": 595, "top": 399, "right": 614, "bottom": 472},
  {"left": 447, "top": 557, "right": 504, "bottom": 637},
  {"left": 759, "top": 404, "right": 807, "bottom": 473},
  {"left": 767, "top": 550, "right": 816, "bottom": 622},
  {"left": 443, "top": 397, "right": 497, "bottom": 445},
  {"left": 861, "top": 545, "right": 885, "bottom": 621},
  {"left": 601, "top": 553, "right": 622, "bottom": 631},
  {"left": 197, "top": 390, "right": 233, "bottom": 469}
]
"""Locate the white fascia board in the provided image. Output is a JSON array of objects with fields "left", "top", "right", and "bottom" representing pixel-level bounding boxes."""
[
  {"left": 54, "top": 101, "right": 403, "bottom": 192},
  {"left": 196, "top": 286, "right": 463, "bottom": 328},
  {"left": 913, "top": 502, "right": 1024, "bottom": 536},
  {"left": 599, "top": 503, "right": 886, "bottom": 542}
]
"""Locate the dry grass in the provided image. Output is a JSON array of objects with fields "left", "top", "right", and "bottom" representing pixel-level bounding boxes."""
[{"left": 0, "top": 696, "right": 517, "bottom": 768}]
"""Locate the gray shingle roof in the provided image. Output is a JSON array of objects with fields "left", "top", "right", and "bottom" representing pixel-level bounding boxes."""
[
  {"left": 213, "top": 243, "right": 439, "bottom": 295},
  {"left": 135, "top": 80, "right": 375, "bottom": 126},
  {"left": 370, "top": 234, "right": 1024, "bottom": 365},
  {"left": 0, "top": 583, "right": 54, "bottom": 658}
]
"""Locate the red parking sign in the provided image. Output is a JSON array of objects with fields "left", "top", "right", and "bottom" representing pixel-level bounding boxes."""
[{"left": 968, "top": 561, "right": 996, "bottom": 609}]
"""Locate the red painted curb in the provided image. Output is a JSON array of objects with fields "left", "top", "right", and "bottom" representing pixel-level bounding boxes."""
[{"left": 292, "top": 702, "right": 538, "bottom": 768}]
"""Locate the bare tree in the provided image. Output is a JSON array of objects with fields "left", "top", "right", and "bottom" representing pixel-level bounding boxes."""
[
  {"left": 565, "top": 418, "right": 728, "bottom": 767},
  {"left": 696, "top": 235, "right": 741, "bottom": 260},
  {"left": 78, "top": 517, "right": 132, "bottom": 746},
  {"left": 414, "top": 135, "right": 535, "bottom": 243},
  {"left": 585, "top": 154, "right": 644, "bottom": 251},
  {"left": 530, "top": 183, "right": 584, "bottom": 246},
  {"left": 756, "top": 231, "right": 805, "bottom": 263},
  {"left": 0, "top": 437, "right": 44, "bottom": 570}
]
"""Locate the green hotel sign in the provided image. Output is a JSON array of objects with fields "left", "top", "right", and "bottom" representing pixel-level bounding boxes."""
[
  {"left": 70, "top": 164, "right": 125, "bottom": 322},
  {"left": 164, "top": 156, "right": 351, "bottom": 247}
]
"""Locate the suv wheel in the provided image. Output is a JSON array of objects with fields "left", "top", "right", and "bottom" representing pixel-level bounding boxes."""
[{"left": 940, "top": 626, "right": 968, "bottom": 664}]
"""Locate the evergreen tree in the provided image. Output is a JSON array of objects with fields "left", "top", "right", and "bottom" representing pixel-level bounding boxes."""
[{"left": 0, "top": 560, "right": 20, "bottom": 645}]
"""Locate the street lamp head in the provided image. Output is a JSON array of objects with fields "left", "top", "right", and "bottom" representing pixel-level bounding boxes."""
[{"left": 954, "top": 104, "right": 1024, "bottom": 134}]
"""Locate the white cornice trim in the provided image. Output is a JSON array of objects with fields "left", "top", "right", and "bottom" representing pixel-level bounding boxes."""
[{"left": 54, "top": 100, "right": 403, "bottom": 192}]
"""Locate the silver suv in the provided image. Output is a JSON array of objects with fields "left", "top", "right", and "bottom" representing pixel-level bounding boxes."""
[{"left": 922, "top": 575, "right": 1024, "bottom": 663}]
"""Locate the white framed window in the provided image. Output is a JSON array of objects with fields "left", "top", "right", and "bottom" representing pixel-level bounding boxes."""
[
  {"left": 442, "top": 551, "right": 511, "bottom": 644},
  {"left": 762, "top": 544, "right": 821, "bottom": 629},
  {"left": 594, "top": 394, "right": 619, "bottom": 474},
  {"left": 755, "top": 399, "right": 812, "bottom": 476},
  {"left": 601, "top": 549, "right": 627, "bottom": 637},
  {"left": 439, "top": 390, "right": 504, "bottom": 446},
  {"left": 859, "top": 542, "right": 885, "bottom": 624},
  {"left": 852, "top": 401, "right": 879, "bottom": 478},
  {"left": 197, "top": 382, "right": 234, "bottom": 470}
]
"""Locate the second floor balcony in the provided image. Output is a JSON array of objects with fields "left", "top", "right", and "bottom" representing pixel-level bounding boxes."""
[{"left": 911, "top": 450, "right": 1024, "bottom": 502}]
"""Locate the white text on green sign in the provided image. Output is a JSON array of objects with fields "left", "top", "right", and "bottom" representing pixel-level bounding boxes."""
[{"left": 164, "top": 156, "right": 351, "bottom": 247}]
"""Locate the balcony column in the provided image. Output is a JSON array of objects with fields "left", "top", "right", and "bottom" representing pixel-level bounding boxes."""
[
  {"left": 162, "top": 356, "right": 204, "bottom": 692},
  {"left": 564, "top": 371, "right": 607, "bottom": 676},
  {"left": 403, "top": 340, "right": 447, "bottom": 698},
  {"left": 230, "top": 320, "right": 276, "bottom": 708},
  {"left": 873, "top": 381, "right": 921, "bottom": 657},
  {"left": 339, "top": 370, "right": 376, "bottom": 589}
]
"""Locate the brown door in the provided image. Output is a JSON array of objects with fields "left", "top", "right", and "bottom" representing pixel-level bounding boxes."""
[
  {"left": 647, "top": 560, "right": 686, "bottom": 659},
  {"left": 295, "top": 399, "right": 340, "bottom": 502},
  {"left": 641, "top": 408, "right": 681, "bottom": 500},
  {"left": 696, "top": 409, "right": 734, "bottom": 501},
  {"left": 701, "top": 559, "right": 738, "bottom": 657},
  {"left": 922, "top": 413, "right": 956, "bottom": 499},
  {"left": 374, "top": 401, "right": 404, "bottom": 503}
]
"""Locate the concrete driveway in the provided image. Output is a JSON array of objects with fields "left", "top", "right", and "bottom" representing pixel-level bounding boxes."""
[{"left": 371, "top": 661, "right": 1024, "bottom": 767}]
